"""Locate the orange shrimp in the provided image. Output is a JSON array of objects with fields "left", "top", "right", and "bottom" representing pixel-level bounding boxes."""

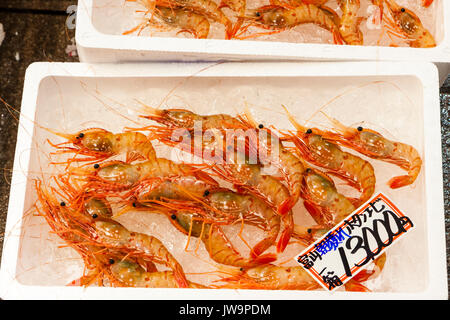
[
  {"left": 143, "top": 187, "right": 281, "bottom": 258},
  {"left": 383, "top": 0, "right": 436, "bottom": 48},
  {"left": 323, "top": 117, "right": 422, "bottom": 189},
  {"left": 111, "top": 260, "right": 207, "bottom": 288},
  {"left": 154, "top": 6, "right": 211, "bottom": 39},
  {"left": 338, "top": 0, "right": 364, "bottom": 45},
  {"left": 85, "top": 158, "right": 216, "bottom": 192},
  {"left": 283, "top": 112, "right": 375, "bottom": 206},
  {"left": 206, "top": 191, "right": 281, "bottom": 257},
  {"left": 142, "top": 108, "right": 295, "bottom": 253},
  {"left": 172, "top": 211, "right": 277, "bottom": 268},
  {"left": 217, "top": 264, "right": 321, "bottom": 290},
  {"left": 48, "top": 129, "right": 156, "bottom": 164},
  {"left": 157, "top": 0, "right": 233, "bottom": 38},
  {"left": 242, "top": 3, "right": 344, "bottom": 44}
]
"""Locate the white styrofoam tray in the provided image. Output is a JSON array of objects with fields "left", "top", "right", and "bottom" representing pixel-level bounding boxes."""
[
  {"left": 75, "top": 0, "right": 450, "bottom": 83},
  {"left": 0, "top": 61, "right": 447, "bottom": 299}
]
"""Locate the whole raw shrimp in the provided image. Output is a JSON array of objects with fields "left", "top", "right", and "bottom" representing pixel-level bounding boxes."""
[
  {"left": 383, "top": 0, "right": 436, "bottom": 48},
  {"left": 94, "top": 219, "right": 189, "bottom": 288},
  {"left": 283, "top": 111, "right": 375, "bottom": 206},
  {"left": 338, "top": 0, "right": 364, "bottom": 45},
  {"left": 217, "top": 264, "right": 320, "bottom": 290},
  {"left": 171, "top": 211, "right": 277, "bottom": 268},
  {"left": 142, "top": 108, "right": 296, "bottom": 253},
  {"left": 154, "top": 6, "right": 211, "bottom": 39},
  {"left": 323, "top": 117, "right": 422, "bottom": 189},
  {"left": 111, "top": 260, "right": 207, "bottom": 288},
  {"left": 243, "top": 3, "right": 344, "bottom": 44},
  {"left": 48, "top": 128, "right": 156, "bottom": 164},
  {"left": 136, "top": 186, "right": 281, "bottom": 257}
]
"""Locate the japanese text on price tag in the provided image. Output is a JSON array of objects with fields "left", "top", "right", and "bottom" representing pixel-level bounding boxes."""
[{"left": 295, "top": 192, "right": 414, "bottom": 292}]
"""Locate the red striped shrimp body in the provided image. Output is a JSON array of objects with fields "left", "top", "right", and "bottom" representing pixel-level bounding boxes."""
[
  {"left": 94, "top": 220, "right": 189, "bottom": 288},
  {"left": 35, "top": 181, "right": 188, "bottom": 287},
  {"left": 50, "top": 129, "right": 156, "bottom": 163},
  {"left": 302, "top": 168, "right": 355, "bottom": 228},
  {"left": 247, "top": 4, "right": 343, "bottom": 45},
  {"left": 218, "top": 264, "right": 320, "bottom": 290},
  {"left": 91, "top": 159, "right": 216, "bottom": 190},
  {"left": 155, "top": 7, "right": 210, "bottom": 39},
  {"left": 206, "top": 191, "right": 281, "bottom": 257},
  {"left": 338, "top": 0, "right": 364, "bottom": 45},
  {"left": 111, "top": 260, "right": 206, "bottom": 288},
  {"left": 371, "top": 0, "right": 384, "bottom": 21},
  {"left": 172, "top": 211, "right": 277, "bottom": 268},
  {"left": 284, "top": 116, "right": 375, "bottom": 206},
  {"left": 324, "top": 118, "right": 422, "bottom": 189},
  {"left": 134, "top": 176, "right": 216, "bottom": 204},
  {"left": 143, "top": 108, "right": 246, "bottom": 130},
  {"left": 384, "top": 0, "right": 436, "bottom": 48},
  {"left": 156, "top": 0, "right": 233, "bottom": 38}
]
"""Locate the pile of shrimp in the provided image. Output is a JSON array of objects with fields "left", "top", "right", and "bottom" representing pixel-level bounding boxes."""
[
  {"left": 121, "top": 0, "right": 437, "bottom": 47},
  {"left": 32, "top": 99, "right": 422, "bottom": 291}
]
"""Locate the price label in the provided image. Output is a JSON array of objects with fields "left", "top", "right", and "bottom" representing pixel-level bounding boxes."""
[{"left": 295, "top": 192, "right": 414, "bottom": 292}]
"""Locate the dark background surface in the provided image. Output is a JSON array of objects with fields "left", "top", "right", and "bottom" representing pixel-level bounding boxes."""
[{"left": 0, "top": 0, "right": 448, "bottom": 297}]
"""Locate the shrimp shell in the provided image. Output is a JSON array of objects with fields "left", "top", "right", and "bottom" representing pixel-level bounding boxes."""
[
  {"left": 324, "top": 117, "right": 422, "bottom": 189},
  {"left": 49, "top": 129, "right": 156, "bottom": 163},
  {"left": 384, "top": 0, "right": 436, "bottom": 48},
  {"left": 338, "top": 0, "right": 364, "bottom": 45},
  {"left": 95, "top": 220, "right": 189, "bottom": 287},
  {"left": 111, "top": 260, "right": 206, "bottom": 288},
  {"left": 172, "top": 211, "right": 277, "bottom": 268}
]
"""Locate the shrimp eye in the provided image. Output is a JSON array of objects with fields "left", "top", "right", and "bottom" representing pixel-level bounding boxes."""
[
  {"left": 401, "top": 8, "right": 405, "bottom": 12},
  {"left": 255, "top": 12, "right": 261, "bottom": 17},
  {"left": 109, "top": 259, "right": 115, "bottom": 264},
  {"left": 92, "top": 214, "right": 98, "bottom": 219},
  {"left": 357, "top": 126, "right": 363, "bottom": 132},
  {"left": 258, "top": 124, "right": 264, "bottom": 129},
  {"left": 60, "top": 201, "right": 66, "bottom": 207},
  {"left": 306, "top": 129, "right": 312, "bottom": 134},
  {"left": 132, "top": 202, "right": 137, "bottom": 207},
  {"left": 203, "top": 190, "right": 210, "bottom": 197},
  {"left": 307, "top": 228, "right": 312, "bottom": 234},
  {"left": 94, "top": 164, "right": 100, "bottom": 169},
  {"left": 78, "top": 133, "right": 85, "bottom": 138},
  {"left": 306, "top": 168, "right": 312, "bottom": 173},
  {"left": 239, "top": 267, "right": 244, "bottom": 272},
  {"left": 171, "top": 214, "right": 177, "bottom": 220}
]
